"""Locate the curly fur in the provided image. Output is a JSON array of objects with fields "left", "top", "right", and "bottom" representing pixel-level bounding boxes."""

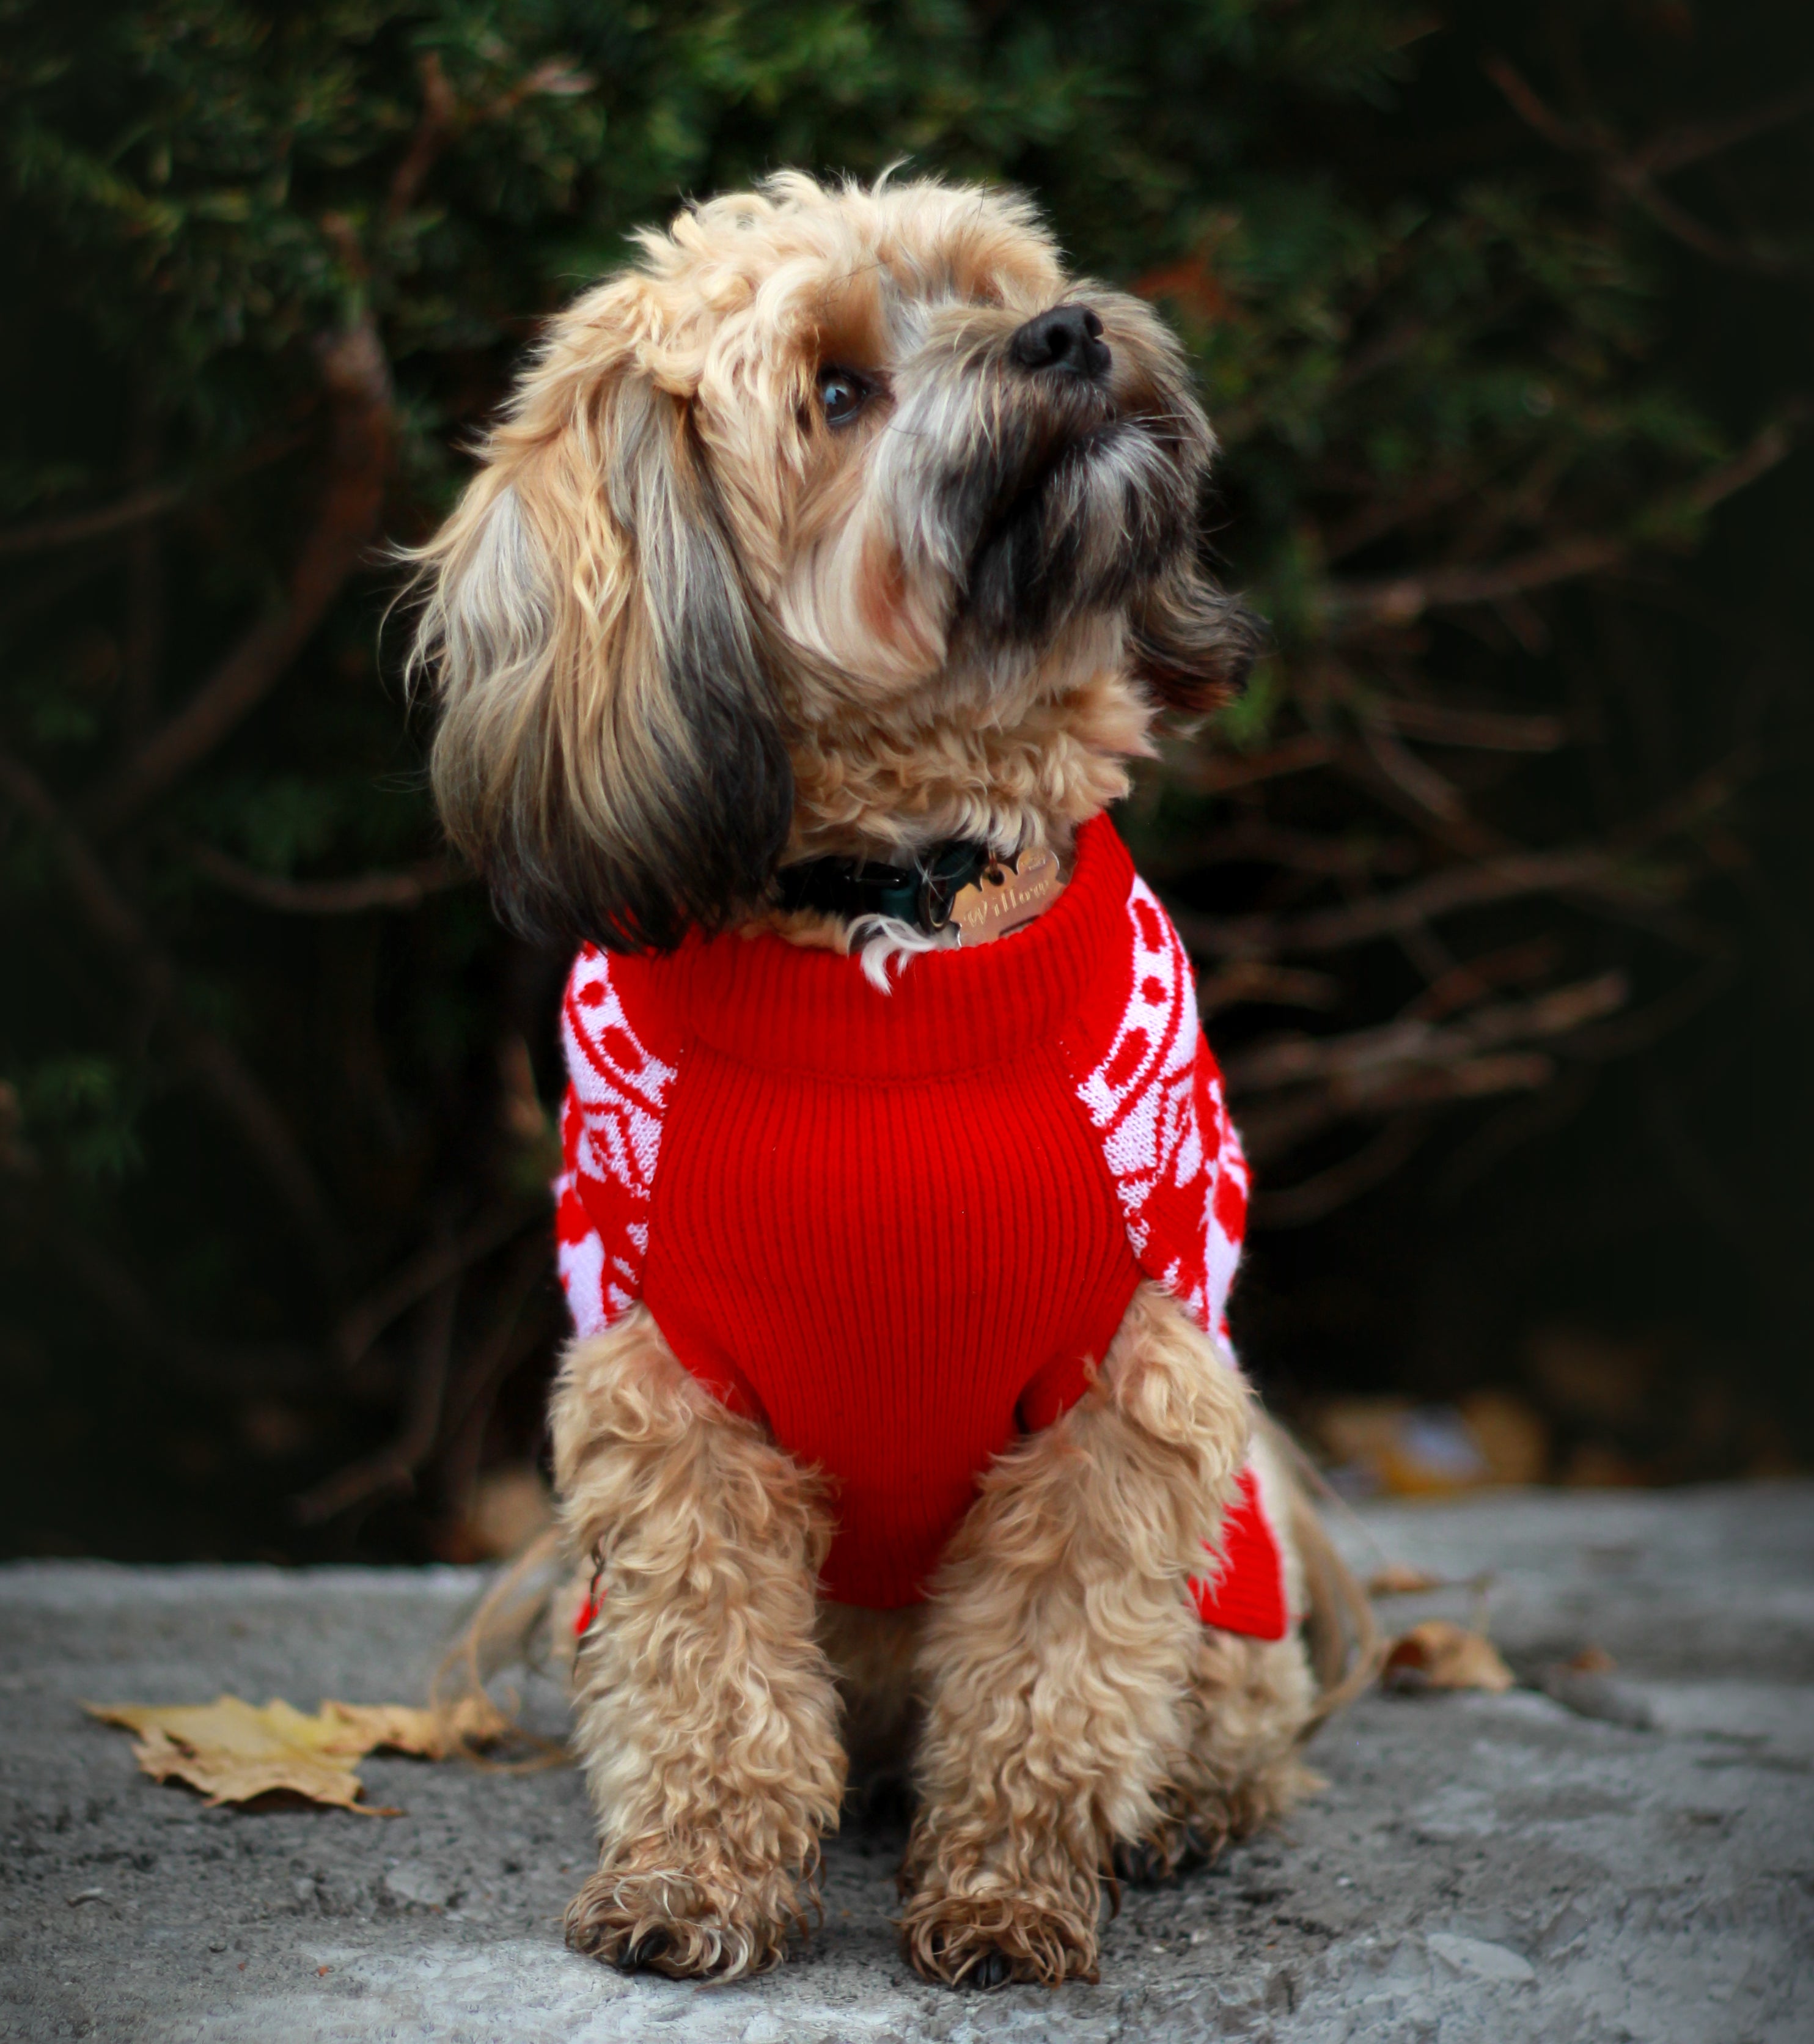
[
  {"left": 416, "top": 172, "right": 1360, "bottom": 1991},
  {"left": 552, "top": 1306, "right": 845, "bottom": 1978}
]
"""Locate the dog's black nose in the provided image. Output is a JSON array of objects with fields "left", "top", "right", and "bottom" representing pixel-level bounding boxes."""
[{"left": 1008, "top": 304, "right": 1111, "bottom": 380}]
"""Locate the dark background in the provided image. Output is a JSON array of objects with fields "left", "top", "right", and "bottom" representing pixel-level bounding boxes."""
[{"left": 2, "top": 0, "right": 1808, "bottom": 1561}]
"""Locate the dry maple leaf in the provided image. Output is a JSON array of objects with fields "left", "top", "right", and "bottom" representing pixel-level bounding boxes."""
[
  {"left": 321, "top": 1694, "right": 512, "bottom": 1763},
  {"left": 85, "top": 1693, "right": 510, "bottom": 1814},
  {"left": 1381, "top": 1620, "right": 1515, "bottom": 1694}
]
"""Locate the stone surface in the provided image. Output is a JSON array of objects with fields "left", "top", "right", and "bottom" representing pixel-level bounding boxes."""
[{"left": 2, "top": 1483, "right": 1810, "bottom": 2042}]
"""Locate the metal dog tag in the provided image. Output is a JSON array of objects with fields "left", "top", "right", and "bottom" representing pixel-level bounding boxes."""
[{"left": 946, "top": 845, "right": 1062, "bottom": 946}]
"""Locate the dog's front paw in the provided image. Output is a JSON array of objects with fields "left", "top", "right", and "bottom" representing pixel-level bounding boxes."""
[
  {"left": 565, "top": 1853, "right": 809, "bottom": 1980},
  {"left": 900, "top": 1881, "right": 1099, "bottom": 1988}
]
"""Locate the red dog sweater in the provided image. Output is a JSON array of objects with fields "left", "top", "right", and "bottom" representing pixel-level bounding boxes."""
[{"left": 556, "top": 814, "right": 1288, "bottom": 1634}]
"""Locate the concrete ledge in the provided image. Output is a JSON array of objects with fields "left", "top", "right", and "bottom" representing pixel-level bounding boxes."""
[{"left": 3, "top": 1484, "right": 1810, "bottom": 2042}]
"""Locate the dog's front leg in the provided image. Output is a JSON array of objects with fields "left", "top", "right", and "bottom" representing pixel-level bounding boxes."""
[
  {"left": 551, "top": 1306, "right": 845, "bottom": 1980},
  {"left": 900, "top": 1283, "right": 1250, "bottom": 1988}
]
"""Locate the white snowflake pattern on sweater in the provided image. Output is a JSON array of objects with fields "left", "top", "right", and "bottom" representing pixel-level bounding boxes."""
[
  {"left": 1071, "top": 875, "right": 1249, "bottom": 1340},
  {"left": 556, "top": 947, "right": 677, "bottom": 1335}
]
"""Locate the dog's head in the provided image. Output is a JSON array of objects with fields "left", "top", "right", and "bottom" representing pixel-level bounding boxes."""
[{"left": 413, "top": 174, "right": 1258, "bottom": 951}]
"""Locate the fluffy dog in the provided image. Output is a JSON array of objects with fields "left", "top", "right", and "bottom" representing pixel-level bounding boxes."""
[{"left": 412, "top": 172, "right": 1367, "bottom": 1991}]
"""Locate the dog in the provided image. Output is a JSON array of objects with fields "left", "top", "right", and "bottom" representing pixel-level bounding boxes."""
[{"left": 411, "top": 172, "right": 1369, "bottom": 1990}]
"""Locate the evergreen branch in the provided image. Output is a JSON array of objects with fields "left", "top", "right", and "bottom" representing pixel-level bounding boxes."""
[
  {"left": 385, "top": 50, "right": 594, "bottom": 230},
  {"left": 191, "top": 844, "right": 465, "bottom": 914},
  {"left": 79, "top": 323, "right": 394, "bottom": 837},
  {"left": 0, "top": 747, "right": 347, "bottom": 1279}
]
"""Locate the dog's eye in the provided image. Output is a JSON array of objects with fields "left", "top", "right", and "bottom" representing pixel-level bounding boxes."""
[{"left": 816, "top": 366, "right": 872, "bottom": 427}]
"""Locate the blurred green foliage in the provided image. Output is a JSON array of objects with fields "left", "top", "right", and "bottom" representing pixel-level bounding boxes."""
[{"left": 2, "top": 1, "right": 1808, "bottom": 1554}]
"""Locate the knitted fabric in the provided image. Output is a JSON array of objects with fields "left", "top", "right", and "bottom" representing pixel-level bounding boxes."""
[{"left": 556, "top": 814, "right": 1287, "bottom": 1634}]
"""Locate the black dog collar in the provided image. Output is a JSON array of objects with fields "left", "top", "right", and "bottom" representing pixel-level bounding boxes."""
[{"left": 774, "top": 840, "right": 998, "bottom": 937}]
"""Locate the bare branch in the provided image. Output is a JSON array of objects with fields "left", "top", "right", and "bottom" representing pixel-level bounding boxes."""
[
  {"left": 1359, "top": 718, "right": 1466, "bottom": 820},
  {"left": 1483, "top": 54, "right": 1599, "bottom": 153},
  {"left": 295, "top": 1267, "right": 460, "bottom": 1524},
  {"left": 1169, "top": 846, "right": 1626, "bottom": 961},
  {"left": 1196, "top": 959, "right": 1342, "bottom": 1017},
  {"left": 434, "top": 1238, "right": 559, "bottom": 1524},
  {"left": 1228, "top": 972, "right": 1626, "bottom": 1164},
  {"left": 0, "top": 748, "right": 347, "bottom": 1279},
  {"left": 332, "top": 1203, "right": 546, "bottom": 1375},
  {"left": 1634, "top": 81, "right": 1814, "bottom": 176},
  {"left": 1486, "top": 57, "right": 1813, "bottom": 274},
  {"left": 34, "top": 1223, "right": 320, "bottom": 1396},
  {"left": 1375, "top": 699, "right": 1567, "bottom": 752},
  {"left": 1238, "top": 1052, "right": 1555, "bottom": 1164},
  {"left": 1158, "top": 730, "right": 1337, "bottom": 795},
  {"left": 386, "top": 53, "right": 460, "bottom": 223},
  {"left": 1252, "top": 1117, "right": 1429, "bottom": 1227},
  {"left": 1329, "top": 533, "right": 1626, "bottom": 631},
  {"left": 1325, "top": 414, "right": 1799, "bottom": 631},
  {"left": 192, "top": 845, "right": 465, "bottom": 914},
  {"left": 0, "top": 435, "right": 304, "bottom": 562},
  {"left": 0, "top": 482, "right": 186, "bottom": 560},
  {"left": 1224, "top": 972, "right": 1627, "bottom": 1095},
  {"left": 80, "top": 323, "right": 394, "bottom": 836}
]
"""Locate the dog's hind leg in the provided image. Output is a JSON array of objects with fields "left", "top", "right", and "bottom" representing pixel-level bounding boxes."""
[
  {"left": 899, "top": 1282, "right": 1250, "bottom": 1988},
  {"left": 1115, "top": 1627, "right": 1321, "bottom": 1884},
  {"left": 1116, "top": 1425, "right": 1325, "bottom": 1884},
  {"left": 1115, "top": 1422, "right": 1379, "bottom": 1885},
  {"left": 551, "top": 1306, "right": 846, "bottom": 1980}
]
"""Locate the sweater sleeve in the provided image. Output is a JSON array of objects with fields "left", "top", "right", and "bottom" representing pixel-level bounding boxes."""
[
  {"left": 1064, "top": 873, "right": 1250, "bottom": 1343},
  {"left": 554, "top": 946, "right": 682, "bottom": 1339}
]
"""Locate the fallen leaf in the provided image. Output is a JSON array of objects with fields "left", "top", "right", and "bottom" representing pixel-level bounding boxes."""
[
  {"left": 1381, "top": 1620, "right": 1515, "bottom": 1694},
  {"left": 1367, "top": 1562, "right": 1447, "bottom": 1596},
  {"left": 86, "top": 1696, "right": 383, "bottom": 1813},
  {"left": 85, "top": 1692, "right": 509, "bottom": 1813},
  {"left": 320, "top": 1694, "right": 511, "bottom": 1762},
  {"left": 1566, "top": 1644, "right": 1616, "bottom": 1674}
]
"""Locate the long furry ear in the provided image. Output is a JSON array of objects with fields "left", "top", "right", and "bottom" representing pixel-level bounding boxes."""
[
  {"left": 1130, "top": 557, "right": 1266, "bottom": 713},
  {"left": 409, "top": 350, "right": 793, "bottom": 952}
]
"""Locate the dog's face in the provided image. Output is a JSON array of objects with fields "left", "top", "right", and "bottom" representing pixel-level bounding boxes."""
[{"left": 414, "top": 174, "right": 1256, "bottom": 952}]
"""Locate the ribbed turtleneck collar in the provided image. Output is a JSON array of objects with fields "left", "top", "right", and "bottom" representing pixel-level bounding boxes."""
[{"left": 650, "top": 814, "right": 1134, "bottom": 1081}]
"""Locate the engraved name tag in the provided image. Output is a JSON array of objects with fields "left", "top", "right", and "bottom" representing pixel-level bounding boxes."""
[{"left": 946, "top": 845, "right": 1063, "bottom": 946}]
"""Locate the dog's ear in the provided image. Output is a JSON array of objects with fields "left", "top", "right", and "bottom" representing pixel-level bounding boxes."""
[
  {"left": 1129, "top": 557, "right": 1266, "bottom": 715},
  {"left": 412, "top": 326, "right": 793, "bottom": 953}
]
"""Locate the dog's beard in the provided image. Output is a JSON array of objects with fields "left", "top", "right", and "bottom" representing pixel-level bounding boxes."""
[
  {"left": 955, "top": 419, "right": 1192, "bottom": 647},
  {"left": 868, "top": 315, "right": 1210, "bottom": 672}
]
